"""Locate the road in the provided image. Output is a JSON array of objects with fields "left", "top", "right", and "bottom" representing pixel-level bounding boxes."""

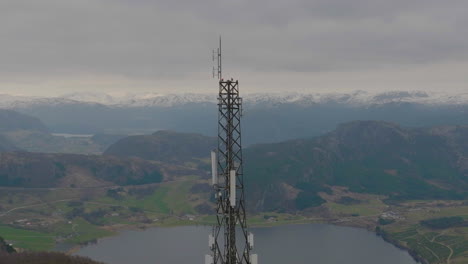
[{"left": 0, "top": 199, "right": 73, "bottom": 218}]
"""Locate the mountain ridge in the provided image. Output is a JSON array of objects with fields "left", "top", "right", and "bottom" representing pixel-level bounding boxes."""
[
  {"left": 98, "top": 120, "right": 468, "bottom": 211},
  {"left": 244, "top": 120, "right": 468, "bottom": 211},
  {"left": 6, "top": 91, "right": 468, "bottom": 146},
  {"left": 104, "top": 130, "right": 216, "bottom": 164},
  {"left": 0, "top": 151, "right": 205, "bottom": 188},
  {"left": 0, "top": 109, "right": 48, "bottom": 132},
  {"left": 2, "top": 90, "right": 468, "bottom": 108}
]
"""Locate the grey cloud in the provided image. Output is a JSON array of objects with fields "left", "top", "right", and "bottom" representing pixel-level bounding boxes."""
[{"left": 0, "top": 0, "right": 467, "bottom": 83}]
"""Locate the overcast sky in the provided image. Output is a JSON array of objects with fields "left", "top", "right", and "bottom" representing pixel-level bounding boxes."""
[{"left": 1, "top": 0, "right": 468, "bottom": 96}]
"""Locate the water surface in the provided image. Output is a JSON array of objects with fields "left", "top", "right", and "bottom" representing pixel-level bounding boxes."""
[{"left": 77, "top": 224, "right": 418, "bottom": 264}]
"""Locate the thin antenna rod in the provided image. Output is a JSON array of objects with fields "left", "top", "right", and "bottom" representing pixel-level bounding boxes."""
[
  {"left": 211, "top": 36, "right": 223, "bottom": 80},
  {"left": 218, "top": 36, "right": 222, "bottom": 79}
]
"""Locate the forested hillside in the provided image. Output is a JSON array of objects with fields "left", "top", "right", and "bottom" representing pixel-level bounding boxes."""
[
  {"left": 104, "top": 130, "right": 216, "bottom": 164},
  {"left": 244, "top": 121, "right": 468, "bottom": 211},
  {"left": 0, "top": 152, "right": 171, "bottom": 188}
]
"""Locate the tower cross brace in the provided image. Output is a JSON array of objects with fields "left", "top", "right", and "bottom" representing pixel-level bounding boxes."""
[{"left": 206, "top": 79, "right": 257, "bottom": 264}]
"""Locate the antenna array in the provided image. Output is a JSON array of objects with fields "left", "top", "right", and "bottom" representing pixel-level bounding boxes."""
[
  {"left": 213, "top": 37, "right": 222, "bottom": 80},
  {"left": 206, "top": 37, "right": 258, "bottom": 264}
]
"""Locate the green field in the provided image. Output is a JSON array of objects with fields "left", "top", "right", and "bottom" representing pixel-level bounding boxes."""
[
  {"left": 326, "top": 199, "right": 386, "bottom": 216},
  {"left": 1, "top": 183, "right": 468, "bottom": 264},
  {"left": 0, "top": 225, "right": 55, "bottom": 251},
  {"left": 0, "top": 178, "right": 208, "bottom": 251},
  {"left": 380, "top": 202, "right": 468, "bottom": 264},
  {"left": 95, "top": 180, "right": 199, "bottom": 215}
]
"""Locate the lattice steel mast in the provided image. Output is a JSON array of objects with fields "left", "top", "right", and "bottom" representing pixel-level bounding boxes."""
[{"left": 206, "top": 37, "right": 257, "bottom": 264}]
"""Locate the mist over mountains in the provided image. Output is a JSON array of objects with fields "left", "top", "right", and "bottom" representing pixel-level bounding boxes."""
[
  {"left": 4, "top": 90, "right": 468, "bottom": 108},
  {"left": 2, "top": 90, "right": 468, "bottom": 145}
]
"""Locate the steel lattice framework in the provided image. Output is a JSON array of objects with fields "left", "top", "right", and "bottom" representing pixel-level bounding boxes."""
[
  {"left": 206, "top": 37, "right": 256, "bottom": 264},
  {"left": 206, "top": 79, "right": 256, "bottom": 264}
]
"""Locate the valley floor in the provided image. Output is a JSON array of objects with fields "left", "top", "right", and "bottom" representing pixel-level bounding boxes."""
[{"left": 1, "top": 181, "right": 467, "bottom": 264}]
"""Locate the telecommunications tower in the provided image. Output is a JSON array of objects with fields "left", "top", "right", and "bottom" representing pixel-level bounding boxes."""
[{"left": 206, "top": 38, "right": 258, "bottom": 264}]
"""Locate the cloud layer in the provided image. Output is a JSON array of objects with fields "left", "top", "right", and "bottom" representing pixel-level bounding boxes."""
[{"left": 1, "top": 0, "right": 467, "bottom": 95}]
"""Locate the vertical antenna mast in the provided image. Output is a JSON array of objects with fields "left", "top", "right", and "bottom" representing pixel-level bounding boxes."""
[
  {"left": 213, "top": 36, "right": 222, "bottom": 80},
  {"left": 206, "top": 38, "right": 257, "bottom": 264},
  {"left": 218, "top": 36, "right": 222, "bottom": 79}
]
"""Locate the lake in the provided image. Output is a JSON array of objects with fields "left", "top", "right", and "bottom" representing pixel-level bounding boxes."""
[{"left": 76, "top": 224, "right": 418, "bottom": 264}]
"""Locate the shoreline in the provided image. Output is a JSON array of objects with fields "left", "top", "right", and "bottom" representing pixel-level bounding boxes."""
[
  {"left": 64, "top": 217, "right": 426, "bottom": 264},
  {"left": 375, "top": 228, "right": 426, "bottom": 264}
]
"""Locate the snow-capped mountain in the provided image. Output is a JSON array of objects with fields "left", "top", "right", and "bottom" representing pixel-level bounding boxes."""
[
  {"left": 61, "top": 92, "right": 118, "bottom": 105},
  {"left": 244, "top": 90, "right": 468, "bottom": 106},
  {"left": 0, "top": 95, "right": 99, "bottom": 109},
  {"left": 2, "top": 90, "right": 468, "bottom": 109},
  {"left": 116, "top": 93, "right": 216, "bottom": 107},
  {"left": 3, "top": 90, "right": 468, "bottom": 146}
]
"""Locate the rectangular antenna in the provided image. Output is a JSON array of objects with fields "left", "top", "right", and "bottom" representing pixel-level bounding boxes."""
[
  {"left": 250, "top": 254, "right": 258, "bottom": 264},
  {"left": 230, "top": 169, "right": 236, "bottom": 207},
  {"left": 205, "top": 255, "right": 214, "bottom": 264},
  {"left": 248, "top": 233, "right": 254, "bottom": 250},
  {"left": 212, "top": 36, "right": 222, "bottom": 79},
  {"left": 211, "top": 151, "right": 217, "bottom": 185},
  {"left": 208, "top": 234, "right": 215, "bottom": 249}
]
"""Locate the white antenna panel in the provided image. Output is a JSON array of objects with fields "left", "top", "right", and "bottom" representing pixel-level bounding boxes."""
[
  {"left": 248, "top": 232, "right": 254, "bottom": 249},
  {"left": 211, "top": 151, "right": 217, "bottom": 185},
  {"left": 205, "top": 254, "right": 214, "bottom": 264},
  {"left": 230, "top": 170, "right": 236, "bottom": 207},
  {"left": 250, "top": 254, "right": 258, "bottom": 264},
  {"left": 209, "top": 234, "right": 215, "bottom": 249}
]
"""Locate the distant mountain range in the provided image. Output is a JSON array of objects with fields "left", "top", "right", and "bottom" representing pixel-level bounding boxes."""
[
  {"left": 0, "top": 109, "right": 47, "bottom": 152},
  {"left": 0, "top": 109, "right": 47, "bottom": 132},
  {"left": 0, "top": 109, "right": 124, "bottom": 154},
  {"left": 3, "top": 90, "right": 468, "bottom": 108},
  {"left": 3, "top": 91, "right": 468, "bottom": 145}
]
